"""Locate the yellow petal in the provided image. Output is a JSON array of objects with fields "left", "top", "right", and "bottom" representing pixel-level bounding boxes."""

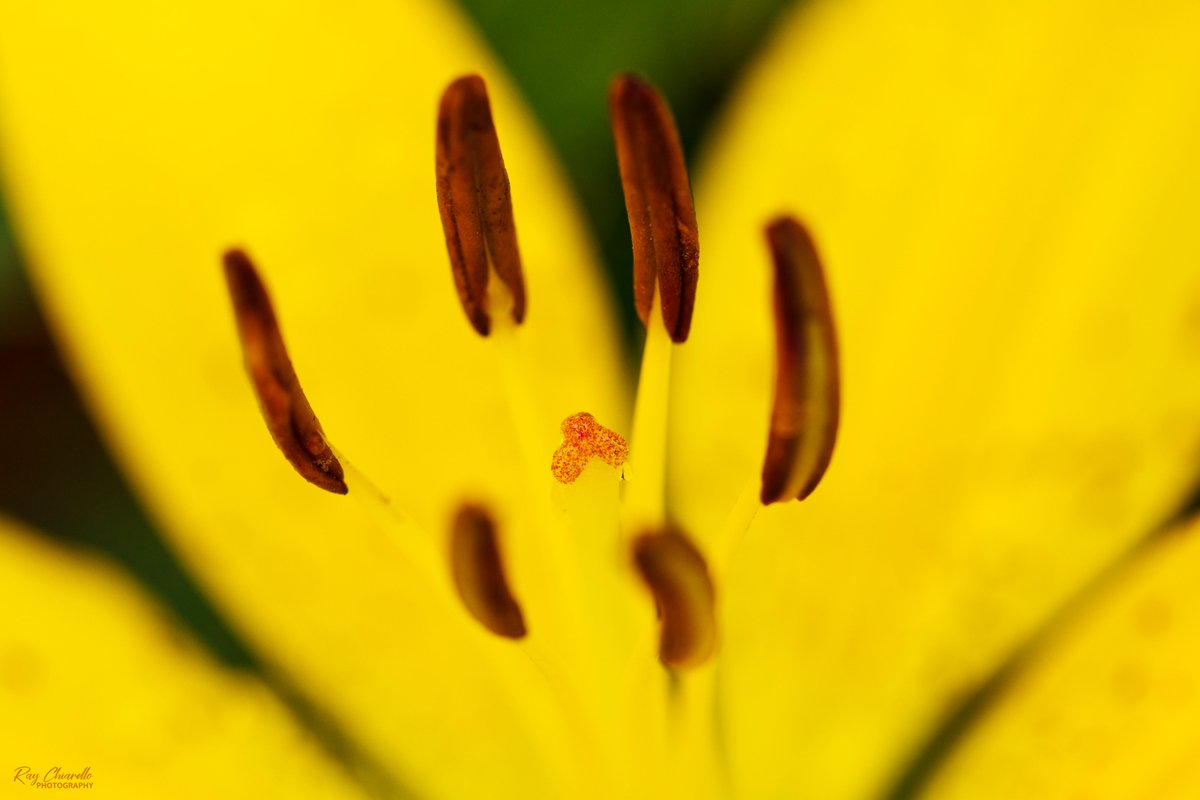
[
  {"left": 0, "top": 515, "right": 368, "bottom": 800},
  {"left": 925, "top": 515, "right": 1200, "bottom": 800},
  {"left": 0, "top": 1, "right": 627, "bottom": 795},
  {"left": 670, "top": 0, "right": 1200, "bottom": 796}
]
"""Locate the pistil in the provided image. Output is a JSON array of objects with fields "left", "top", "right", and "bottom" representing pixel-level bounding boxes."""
[{"left": 434, "top": 75, "right": 639, "bottom": 792}]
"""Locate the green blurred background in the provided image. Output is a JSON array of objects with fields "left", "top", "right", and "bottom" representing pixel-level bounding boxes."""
[{"left": 0, "top": 0, "right": 793, "bottom": 663}]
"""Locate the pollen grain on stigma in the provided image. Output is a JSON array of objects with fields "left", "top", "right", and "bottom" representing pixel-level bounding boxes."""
[{"left": 551, "top": 412, "right": 629, "bottom": 485}]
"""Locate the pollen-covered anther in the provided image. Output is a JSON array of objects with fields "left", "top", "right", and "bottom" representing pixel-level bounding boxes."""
[
  {"left": 760, "top": 215, "right": 841, "bottom": 504},
  {"left": 632, "top": 529, "right": 716, "bottom": 669},
  {"left": 449, "top": 504, "right": 527, "bottom": 639},
  {"left": 222, "top": 249, "right": 347, "bottom": 495},
  {"left": 550, "top": 412, "right": 629, "bottom": 484},
  {"left": 435, "top": 74, "right": 526, "bottom": 337},
  {"left": 608, "top": 73, "right": 699, "bottom": 343}
]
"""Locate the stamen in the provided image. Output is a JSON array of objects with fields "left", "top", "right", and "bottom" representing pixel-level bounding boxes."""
[
  {"left": 551, "top": 412, "right": 629, "bottom": 485},
  {"left": 222, "top": 249, "right": 347, "bottom": 495},
  {"left": 760, "top": 216, "right": 841, "bottom": 504},
  {"left": 625, "top": 292, "right": 672, "bottom": 525},
  {"left": 608, "top": 73, "right": 699, "bottom": 343},
  {"left": 435, "top": 74, "right": 526, "bottom": 336},
  {"left": 449, "top": 504, "right": 527, "bottom": 639},
  {"left": 632, "top": 530, "right": 716, "bottom": 669}
]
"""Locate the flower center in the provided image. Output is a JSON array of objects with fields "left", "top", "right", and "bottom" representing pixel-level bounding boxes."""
[{"left": 219, "top": 72, "right": 841, "bottom": 680}]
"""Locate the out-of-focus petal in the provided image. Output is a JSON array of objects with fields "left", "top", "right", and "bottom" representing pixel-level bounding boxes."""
[
  {"left": 925, "top": 516, "right": 1200, "bottom": 800},
  {"left": 0, "top": 515, "right": 369, "bottom": 800},
  {"left": 0, "top": 1, "right": 627, "bottom": 795},
  {"left": 670, "top": 0, "right": 1200, "bottom": 796}
]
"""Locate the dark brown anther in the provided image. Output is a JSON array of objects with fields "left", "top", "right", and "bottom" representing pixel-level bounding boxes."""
[
  {"left": 760, "top": 216, "right": 840, "bottom": 504},
  {"left": 632, "top": 529, "right": 716, "bottom": 669},
  {"left": 608, "top": 73, "right": 699, "bottom": 343},
  {"left": 222, "top": 249, "right": 347, "bottom": 495},
  {"left": 450, "top": 505, "right": 527, "bottom": 639},
  {"left": 435, "top": 74, "right": 526, "bottom": 337}
]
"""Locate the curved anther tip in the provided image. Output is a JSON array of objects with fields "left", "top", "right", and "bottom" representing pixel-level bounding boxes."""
[
  {"left": 435, "top": 74, "right": 526, "bottom": 337},
  {"left": 450, "top": 505, "right": 527, "bottom": 639},
  {"left": 447, "top": 72, "right": 487, "bottom": 96},
  {"left": 608, "top": 73, "right": 699, "bottom": 343},
  {"left": 222, "top": 247, "right": 264, "bottom": 306},
  {"left": 632, "top": 529, "right": 716, "bottom": 669},
  {"left": 221, "top": 248, "right": 348, "bottom": 495},
  {"left": 760, "top": 215, "right": 840, "bottom": 504}
]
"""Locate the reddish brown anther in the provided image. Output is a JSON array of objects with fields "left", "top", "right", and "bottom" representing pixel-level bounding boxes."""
[
  {"left": 760, "top": 216, "right": 840, "bottom": 504},
  {"left": 450, "top": 505, "right": 527, "bottom": 639},
  {"left": 435, "top": 74, "right": 526, "bottom": 336},
  {"left": 609, "top": 73, "right": 699, "bottom": 343},
  {"left": 632, "top": 529, "right": 716, "bottom": 669},
  {"left": 222, "top": 249, "right": 347, "bottom": 495}
]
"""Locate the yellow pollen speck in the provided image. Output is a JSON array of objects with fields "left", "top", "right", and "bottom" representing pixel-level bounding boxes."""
[{"left": 550, "top": 412, "right": 629, "bottom": 484}]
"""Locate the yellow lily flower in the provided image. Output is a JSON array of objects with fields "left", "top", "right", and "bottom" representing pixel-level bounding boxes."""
[{"left": 3, "top": 0, "right": 1200, "bottom": 798}]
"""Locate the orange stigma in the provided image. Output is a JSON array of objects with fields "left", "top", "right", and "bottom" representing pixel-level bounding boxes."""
[{"left": 551, "top": 412, "right": 629, "bottom": 484}]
